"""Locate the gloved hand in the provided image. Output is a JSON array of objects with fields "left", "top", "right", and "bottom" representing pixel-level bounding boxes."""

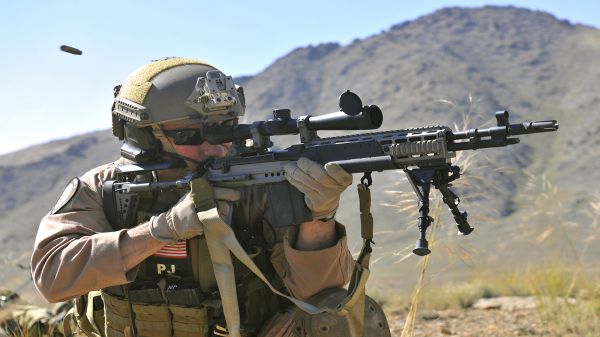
[
  {"left": 149, "top": 177, "right": 240, "bottom": 243},
  {"left": 148, "top": 193, "right": 203, "bottom": 243},
  {"left": 284, "top": 157, "right": 353, "bottom": 220}
]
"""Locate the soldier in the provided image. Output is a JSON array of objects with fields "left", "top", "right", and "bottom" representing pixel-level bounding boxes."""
[{"left": 29, "top": 57, "right": 370, "bottom": 337}]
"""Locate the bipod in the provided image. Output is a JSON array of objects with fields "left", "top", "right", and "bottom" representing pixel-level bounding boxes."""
[{"left": 405, "top": 165, "right": 474, "bottom": 256}]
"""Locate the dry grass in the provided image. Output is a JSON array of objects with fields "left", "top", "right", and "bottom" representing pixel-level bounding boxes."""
[
  {"left": 527, "top": 190, "right": 600, "bottom": 337},
  {"left": 375, "top": 263, "right": 600, "bottom": 336},
  {"left": 378, "top": 96, "right": 600, "bottom": 337},
  {"left": 378, "top": 182, "right": 600, "bottom": 336},
  {"left": 384, "top": 96, "right": 496, "bottom": 337},
  {"left": 398, "top": 199, "right": 443, "bottom": 337}
]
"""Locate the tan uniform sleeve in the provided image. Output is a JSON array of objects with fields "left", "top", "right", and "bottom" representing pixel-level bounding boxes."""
[
  {"left": 31, "top": 163, "right": 135, "bottom": 303},
  {"left": 270, "top": 223, "right": 354, "bottom": 301}
]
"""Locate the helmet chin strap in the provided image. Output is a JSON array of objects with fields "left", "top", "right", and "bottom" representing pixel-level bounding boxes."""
[{"left": 151, "top": 125, "right": 177, "bottom": 154}]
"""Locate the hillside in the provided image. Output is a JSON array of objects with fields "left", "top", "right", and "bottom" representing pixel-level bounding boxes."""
[
  {"left": 1, "top": 6, "right": 599, "bottom": 305},
  {"left": 238, "top": 5, "right": 600, "bottom": 287}
]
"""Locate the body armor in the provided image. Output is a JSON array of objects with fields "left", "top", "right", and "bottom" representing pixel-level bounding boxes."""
[{"left": 97, "top": 180, "right": 291, "bottom": 337}]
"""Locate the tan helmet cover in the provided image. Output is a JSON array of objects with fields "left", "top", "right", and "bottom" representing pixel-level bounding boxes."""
[{"left": 113, "top": 57, "right": 245, "bottom": 127}]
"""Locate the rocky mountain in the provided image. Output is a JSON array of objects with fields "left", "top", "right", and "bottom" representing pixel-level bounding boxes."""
[{"left": 1, "top": 6, "right": 599, "bottom": 304}]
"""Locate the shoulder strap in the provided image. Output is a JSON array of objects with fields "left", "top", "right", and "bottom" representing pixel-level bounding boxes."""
[{"left": 190, "top": 236, "right": 217, "bottom": 292}]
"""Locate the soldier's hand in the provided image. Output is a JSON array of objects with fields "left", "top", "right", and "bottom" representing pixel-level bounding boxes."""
[
  {"left": 284, "top": 157, "right": 353, "bottom": 220},
  {"left": 149, "top": 193, "right": 203, "bottom": 243},
  {"left": 149, "top": 177, "right": 240, "bottom": 243}
]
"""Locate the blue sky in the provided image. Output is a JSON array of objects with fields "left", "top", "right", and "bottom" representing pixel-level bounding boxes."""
[{"left": 0, "top": 0, "right": 598, "bottom": 155}]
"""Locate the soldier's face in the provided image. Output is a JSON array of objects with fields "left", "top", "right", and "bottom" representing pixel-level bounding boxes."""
[{"left": 162, "top": 122, "right": 231, "bottom": 169}]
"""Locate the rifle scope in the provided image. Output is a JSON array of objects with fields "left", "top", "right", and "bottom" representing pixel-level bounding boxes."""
[{"left": 203, "top": 91, "right": 383, "bottom": 144}]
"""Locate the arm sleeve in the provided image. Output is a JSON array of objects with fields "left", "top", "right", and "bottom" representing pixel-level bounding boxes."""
[
  {"left": 270, "top": 223, "right": 354, "bottom": 301},
  {"left": 30, "top": 163, "right": 136, "bottom": 303}
]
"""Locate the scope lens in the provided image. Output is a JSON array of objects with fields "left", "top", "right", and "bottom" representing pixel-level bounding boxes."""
[{"left": 365, "top": 105, "right": 383, "bottom": 128}]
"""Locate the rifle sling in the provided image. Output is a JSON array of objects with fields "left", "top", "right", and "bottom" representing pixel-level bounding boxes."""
[{"left": 196, "top": 182, "right": 374, "bottom": 337}]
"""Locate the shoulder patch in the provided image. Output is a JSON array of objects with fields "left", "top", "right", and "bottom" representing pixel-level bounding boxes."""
[{"left": 51, "top": 178, "right": 81, "bottom": 215}]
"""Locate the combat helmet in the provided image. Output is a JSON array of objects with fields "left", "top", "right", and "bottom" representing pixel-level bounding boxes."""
[{"left": 111, "top": 57, "right": 245, "bottom": 163}]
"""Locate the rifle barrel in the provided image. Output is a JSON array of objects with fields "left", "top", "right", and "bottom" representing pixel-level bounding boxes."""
[{"left": 449, "top": 120, "right": 558, "bottom": 140}]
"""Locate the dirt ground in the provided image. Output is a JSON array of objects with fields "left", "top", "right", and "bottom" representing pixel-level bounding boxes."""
[
  {"left": 385, "top": 297, "right": 566, "bottom": 337},
  {"left": 388, "top": 308, "right": 545, "bottom": 337}
]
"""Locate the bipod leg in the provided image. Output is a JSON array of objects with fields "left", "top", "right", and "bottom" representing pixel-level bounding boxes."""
[
  {"left": 405, "top": 169, "right": 435, "bottom": 256},
  {"left": 433, "top": 168, "right": 474, "bottom": 236}
]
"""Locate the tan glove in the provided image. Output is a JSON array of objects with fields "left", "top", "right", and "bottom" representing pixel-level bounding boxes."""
[
  {"left": 148, "top": 193, "right": 202, "bottom": 243},
  {"left": 149, "top": 177, "right": 240, "bottom": 243},
  {"left": 284, "top": 157, "right": 353, "bottom": 220}
]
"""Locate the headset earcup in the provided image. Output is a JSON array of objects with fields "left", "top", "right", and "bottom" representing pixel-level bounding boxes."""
[{"left": 124, "top": 124, "right": 157, "bottom": 150}]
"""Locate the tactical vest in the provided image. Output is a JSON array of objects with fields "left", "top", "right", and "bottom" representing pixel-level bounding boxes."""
[
  {"left": 66, "top": 164, "right": 389, "bottom": 337},
  {"left": 97, "top": 183, "right": 293, "bottom": 337}
]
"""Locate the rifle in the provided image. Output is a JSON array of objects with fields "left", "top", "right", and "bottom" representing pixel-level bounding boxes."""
[{"left": 105, "top": 90, "right": 558, "bottom": 255}]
